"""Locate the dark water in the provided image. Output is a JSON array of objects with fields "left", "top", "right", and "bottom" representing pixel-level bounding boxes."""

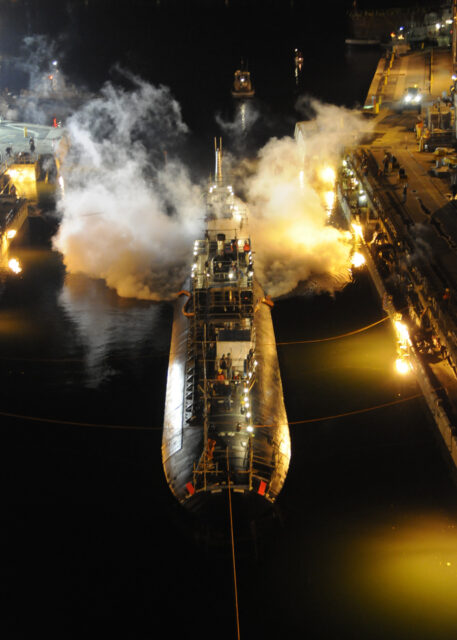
[{"left": 2, "top": 2, "right": 457, "bottom": 638}]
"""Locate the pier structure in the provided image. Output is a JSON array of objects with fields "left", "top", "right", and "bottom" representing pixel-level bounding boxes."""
[
  {"left": 0, "top": 120, "right": 65, "bottom": 275},
  {"left": 339, "top": 45, "right": 457, "bottom": 473}
]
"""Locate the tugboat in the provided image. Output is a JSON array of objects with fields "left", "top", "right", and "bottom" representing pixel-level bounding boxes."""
[
  {"left": 231, "top": 64, "right": 255, "bottom": 99},
  {"left": 162, "top": 140, "right": 290, "bottom": 516}
]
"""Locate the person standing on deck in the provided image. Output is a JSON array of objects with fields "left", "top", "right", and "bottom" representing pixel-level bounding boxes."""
[
  {"left": 402, "top": 182, "right": 408, "bottom": 203},
  {"left": 225, "top": 353, "right": 232, "bottom": 379}
]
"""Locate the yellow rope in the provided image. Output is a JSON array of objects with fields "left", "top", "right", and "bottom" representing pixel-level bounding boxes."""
[
  {"left": 276, "top": 315, "right": 389, "bottom": 345},
  {"left": 0, "top": 409, "right": 159, "bottom": 430},
  {"left": 0, "top": 390, "right": 427, "bottom": 431},
  {"left": 0, "top": 316, "right": 391, "bottom": 363},
  {"left": 256, "top": 392, "right": 425, "bottom": 428},
  {"left": 226, "top": 448, "right": 241, "bottom": 640}
]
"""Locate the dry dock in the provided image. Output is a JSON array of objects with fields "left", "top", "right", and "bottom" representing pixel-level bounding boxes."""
[{"left": 339, "top": 45, "right": 457, "bottom": 474}]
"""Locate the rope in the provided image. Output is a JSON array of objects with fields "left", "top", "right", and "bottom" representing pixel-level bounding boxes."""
[
  {"left": 276, "top": 316, "right": 389, "bottom": 345},
  {"left": 0, "top": 315, "right": 390, "bottom": 363},
  {"left": 255, "top": 392, "right": 426, "bottom": 428},
  {"left": 226, "top": 448, "right": 241, "bottom": 640},
  {"left": 0, "top": 391, "right": 427, "bottom": 431},
  {"left": 0, "top": 409, "right": 159, "bottom": 430}
]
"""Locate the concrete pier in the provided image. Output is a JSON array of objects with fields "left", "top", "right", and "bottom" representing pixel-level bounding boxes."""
[{"left": 340, "top": 45, "right": 457, "bottom": 476}]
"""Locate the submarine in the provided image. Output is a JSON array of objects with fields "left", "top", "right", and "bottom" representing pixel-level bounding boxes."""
[{"left": 162, "top": 140, "right": 290, "bottom": 516}]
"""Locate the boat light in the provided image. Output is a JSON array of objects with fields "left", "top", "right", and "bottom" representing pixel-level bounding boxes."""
[
  {"left": 351, "top": 222, "right": 363, "bottom": 239},
  {"left": 395, "top": 357, "right": 410, "bottom": 375},
  {"left": 394, "top": 320, "right": 410, "bottom": 344},
  {"left": 8, "top": 258, "right": 22, "bottom": 274},
  {"left": 320, "top": 166, "right": 336, "bottom": 185},
  {"left": 352, "top": 252, "right": 365, "bottom": 268},
  {"left": 324, "top": 190, "right": 335, "bottom": 210}
]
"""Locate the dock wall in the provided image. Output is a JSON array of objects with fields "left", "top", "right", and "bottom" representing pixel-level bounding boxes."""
[{"left": 338, "top": 158, "right": 457, "bottom": 474}]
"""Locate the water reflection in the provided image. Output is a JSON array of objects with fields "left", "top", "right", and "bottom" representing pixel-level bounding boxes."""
[
  {"left": 294, "top": 48, "right": 303, "bottom": 85},
  {"left": 59, "top": 273, "right": 165, "bottom": 387},
  {"left": 327, "top": 515, "right": 457, "bottom": 637},
  {"left": 240, "top": 100, "right": 246, "bottom": 132}
]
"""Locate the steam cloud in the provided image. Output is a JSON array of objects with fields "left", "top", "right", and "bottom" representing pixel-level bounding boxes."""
[
  {"left": 53, "top": 77, "right": 370, "bottom": 301},
  {"left": 0, "top": 35, "right": 87, "bottom": 124},
  {"left": 244, "top": 98, "right": 372, "bottom": 297},
  {"left": 215, "top": 100, "right": 260, "bottom": 146},
  {"left": 53, "top": 74, "right": 204, "bottom": 300}
]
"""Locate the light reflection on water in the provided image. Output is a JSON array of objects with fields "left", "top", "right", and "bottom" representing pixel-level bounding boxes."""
[
  {"left": 59, "top": 273, "right": 166, "bottom": 387},
  {"left": 272, "top": 276, "right": 457, "bottom": 638},
  {"left": 314, "top": 514, "right": 457, "bottom": 637},
  {"left": 279, "top": 306, "right": 416, "bottom": 420}
]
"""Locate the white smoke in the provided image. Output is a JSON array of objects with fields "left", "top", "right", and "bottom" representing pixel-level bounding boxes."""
[
  {"left": 1, "top": 35, "right": 91, "bottom": 124},
  {"left": 215, "top": 101, "right": 260, "bottom": 142},
  {"left": 54, "top": 83, "right": 371, "bottom": 302},
  {"left": 53, "top": 75, "right": 205, "bottom": 300},
  {"left": 245, "top": 98, "right": 372, "bottom": 297}
]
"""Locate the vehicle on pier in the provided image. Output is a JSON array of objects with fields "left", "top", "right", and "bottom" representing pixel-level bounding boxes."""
[
  {"left": 162, "top": 140, "right": 290, "bottom": 517},
  {"left": 397, "top": 86, "right": 422, "bottom": 113}
]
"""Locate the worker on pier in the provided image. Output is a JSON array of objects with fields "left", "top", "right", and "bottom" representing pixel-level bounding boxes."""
[{"left": 402, "top": 182, "right": 408, "bottom": 203}]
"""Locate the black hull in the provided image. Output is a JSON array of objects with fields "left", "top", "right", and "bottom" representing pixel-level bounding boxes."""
[{"left": 162, "top": 279, "right": 290, "bottom": 513}]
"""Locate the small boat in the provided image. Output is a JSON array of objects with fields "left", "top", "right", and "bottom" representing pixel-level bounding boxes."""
[{"left": 231, "top": 66, "right": 255, "bottom": 99}]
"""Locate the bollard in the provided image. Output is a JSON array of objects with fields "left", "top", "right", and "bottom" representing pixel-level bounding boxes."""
[{"left": 24, "top": 126, "right": 27, "bottom": 138}]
